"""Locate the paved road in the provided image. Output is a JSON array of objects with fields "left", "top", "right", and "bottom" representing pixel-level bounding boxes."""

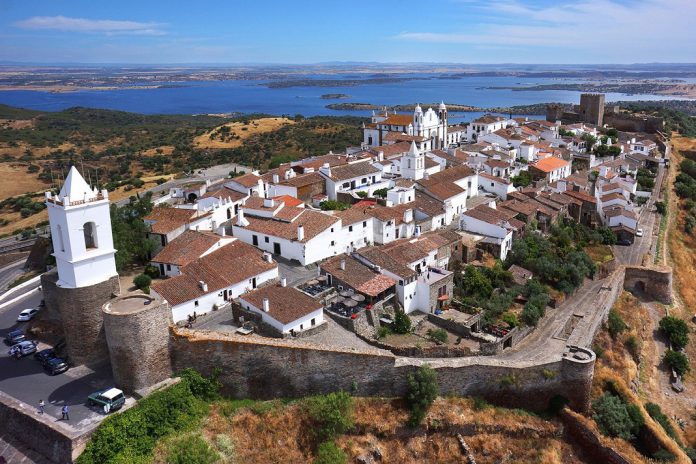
[
  {"left": 0, "top": 260, "right": 26, "bottom": 294},
  {"left": 0, "top": 290, "right": 118, "bottom": 432}
]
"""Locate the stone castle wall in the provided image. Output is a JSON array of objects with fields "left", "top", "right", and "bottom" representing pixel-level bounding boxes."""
[
  {"left": 102, "top": 294, "right": 173, "bottom": 394},
  {"left": 41, "top": 271, "right": 120, "bottom": 366},
  {"left": 623, "top": 265, "right": 672, "bottom": 304},
  {"left": 171, "top": 329, "right": 595, "bottom": 412}
]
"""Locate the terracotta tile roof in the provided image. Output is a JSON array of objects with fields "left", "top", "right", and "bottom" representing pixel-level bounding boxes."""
[
  {"left": 144, "top": 207, "right": 198, "bottom": 235},
  {"left": 424, "top": 164, "right": 476, "bottom": 184},
  {"left": 479, "top": 172, "right": 510, "bottom": 185},
  {"left": 151, "top": 230, "right": 221, "bottom": 266},
  {"left": 228, "top": 172, "right": 262, "bottom": 188},
  {"left": 151, "top": 240, "right": 276, "bottom": 307},
  {"left": 321, "top": 255, "right": 396, "bottom": 297},
  {"left": 324, "top": 161, "right": 380, "bottom": 182},
  {"left": 562, "top": 190, "right": 597, "bottom": 204},
  {"left": 604, "top": 207, "right": 637, "bottom": 219},
  {"left": 412, "top": 191, "right": 446, "bottom": 217},
  {"left": 383, "top": 132, "right": 426, "bottom": 142},
  {"left": 532, "top": 157, "right": 569, "bottom": 173},
  {"left": 235, "top": 209, "right": 339, "bottom": 243},
  {"left": 418, "top": 182, "right": 465, "bottom": 201},
  {"left": 356, "top": 247, "right": 416, "bottom": 279},
  {"left": 272, "top": 195, "right": 303, "bottom": 207},
  {"left": 472, "top": 115, "right": 505, "bottom": 124},
  {"left": 370, "top": 141, "right": 411, "bottom": 157},
  {"left": 379, "top": 114, "right": 413, "bottom": 126},
  {"left": 335, "top": 207, "right": 372, "bottom": 226},
  {"left": 424, "top": 157, "right": 440, "bottom": 169},
  {"left": 485, "top": 159, "right": 510, "bottom": 169},
  {"left": 600, "top": 183, "right": 628, "bottom": 192},
  {"left": 240, "top": 284, "right": 323, "bottom": 325},
  {"left": 462, "top": 205, "right": 519, "bottom": 227},
  {"left": 600, "top": 192, "right": 626, "bottom": 202},
  {"left": 279, "top": 172, "right": 324, "bottom": 188},
  {"left": 201, "top": 186, "right": 247, "bottom": 202},
  {"left": 367, "top": 204, "right": 414, "bottom": 225}
]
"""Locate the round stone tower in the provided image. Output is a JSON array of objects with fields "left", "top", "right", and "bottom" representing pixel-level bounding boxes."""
[{"left": 102, "top": 293, "right": 173, "bottom": 394}]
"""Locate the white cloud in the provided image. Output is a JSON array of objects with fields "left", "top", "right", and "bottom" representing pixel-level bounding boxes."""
[
  {"left": 14, "top": 15, "right": 166, "bottom": 36},
  {"left": 396, "top": 0, "right": 696, "bottom": 61}
]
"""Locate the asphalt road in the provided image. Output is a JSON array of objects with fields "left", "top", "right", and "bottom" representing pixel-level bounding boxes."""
[
  {"left": 0, "top": 261, "right": 26, "bottom": 294},
  {"left": 0, "top": 290, "right": 116, "bottom": 430}
]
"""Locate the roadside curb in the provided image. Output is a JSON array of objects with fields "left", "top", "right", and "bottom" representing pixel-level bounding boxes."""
[{"left": 0, "top": 286, "right": 40, "bottom": 311}]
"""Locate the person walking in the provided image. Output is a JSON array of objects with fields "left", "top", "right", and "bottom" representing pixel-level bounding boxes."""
[
  {"left": 38, "top": 399, "right": 45, "bottom": 415},
  {"left": 61, "top": 405, "right": 69, "bottom": 420}
]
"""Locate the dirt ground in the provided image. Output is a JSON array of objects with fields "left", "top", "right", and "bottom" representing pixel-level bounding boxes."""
[
  {"left": 193, "top": 117, "right": 294, "bottom": 149},
  {"left": 0, "top": 163, "right": 49, "bottom": 199}
]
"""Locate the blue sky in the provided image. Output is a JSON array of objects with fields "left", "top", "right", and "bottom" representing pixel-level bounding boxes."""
[{"left": 0, "top": 0, "right": 694, "bottom": 64}]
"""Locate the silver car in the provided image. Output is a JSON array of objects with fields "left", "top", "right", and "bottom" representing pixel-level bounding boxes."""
[
  {"left": 9, "top": 340, "right": 37, "bottom": 358},
  {"left": 17, "top": 308, "right": 39, "bottom": 322}
]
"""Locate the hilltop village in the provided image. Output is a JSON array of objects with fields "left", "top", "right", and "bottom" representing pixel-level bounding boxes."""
[{"left": 0, "top": 93, "right": 679, "bottom": 463}]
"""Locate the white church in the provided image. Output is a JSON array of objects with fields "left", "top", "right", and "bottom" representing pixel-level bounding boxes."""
[
  {"left": 363, "top": 102, "right": 467, "bottom": 151},
  {"left": 45, "top": 166, "right": 118, "bottom": 289}
]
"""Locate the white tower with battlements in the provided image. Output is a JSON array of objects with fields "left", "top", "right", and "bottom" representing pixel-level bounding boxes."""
[{"left": 45, "top": 166, "right": 117, "bottom": 288}]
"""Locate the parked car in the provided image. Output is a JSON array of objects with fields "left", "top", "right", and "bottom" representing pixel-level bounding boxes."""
[
  {"left": 35, "top": 348, "right": 56, "bottom": 365},
  {"left": 43, "top": 357, "right": 69, "bottom": 375},
  {"left": 17, "top": 308, "right": 39, "bottom": 322},
  {"left": 8, "top": 340, "right": 37, "bottom": 358},
  {"left": 617, "top": 239, "right": 632, "bottom": 246},
  {"left": 636, "top": 228, "right": 644, "bottom": 237},
  {"left": 88, "top": 388, "right": 126, "bottom": 414},
  {"left": 3, "top": 329, "right": 25, "bottom": 345}
]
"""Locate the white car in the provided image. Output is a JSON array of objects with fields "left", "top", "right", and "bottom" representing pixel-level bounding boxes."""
[
  {"left": 636, "top": 228, "right": 644, "bottom": 237},
  {"left": 17, "top": 308, "right": 39, "bottom": 322}
]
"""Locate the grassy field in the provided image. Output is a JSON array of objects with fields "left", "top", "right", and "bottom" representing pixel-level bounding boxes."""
[{"left": 193, "top": 117, "right": 295, "bottom": 149}]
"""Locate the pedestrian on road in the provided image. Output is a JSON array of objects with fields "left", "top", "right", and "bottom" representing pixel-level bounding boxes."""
[
  {"left": 61, "top": 405, "right": 69, "bottom": 421},
  {"left": 38, "top": 399, "right": 45, "bottom": 415}
]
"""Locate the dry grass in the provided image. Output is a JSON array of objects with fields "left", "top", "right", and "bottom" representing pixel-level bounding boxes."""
[
  {"left": 0, "top": 118, "right": 35, "bottom": 130},
  {"left": 0, "top": 210, "right": 47, "bottom": 236},
  {"left": 585, "top": 243, "right": 614, "bottom": 264},
  {"left": 193, "top": 117, "right": 294, "bottom": 149},
  {"left": 167, "top": 397, "right": 592, "bottom": 464},
  {"left": 0, "top": 163, "right": 49, "bottom": 200}
]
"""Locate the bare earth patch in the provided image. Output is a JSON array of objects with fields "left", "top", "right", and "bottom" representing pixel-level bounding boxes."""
[
  {"left": 0, "top": 163, "right": 48, "bottom": 200},
  {"left": 193, "top": 117, "right": 295, "bottom": 149}
]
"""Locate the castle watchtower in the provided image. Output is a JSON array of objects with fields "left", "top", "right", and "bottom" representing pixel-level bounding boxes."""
[
  {"left": 579, "top": 93, "right": 605, "bottom": 126},
  {"left": 42, "top": 167, "right": 120, "bottom": 365}
]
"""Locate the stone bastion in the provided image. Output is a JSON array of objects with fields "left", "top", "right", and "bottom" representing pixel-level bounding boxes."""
[
  {"left": 623, "top": 265, "right": 673, "bottom": 304},
  {"left": 102, "top": 293, "right": 172, "bottom": 394}
]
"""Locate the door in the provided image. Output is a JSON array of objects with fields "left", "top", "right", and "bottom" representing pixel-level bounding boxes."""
[
  {"left": 252, "top": 235, "right": 258, "bottom": 246},
  {"left": 252, "top": 277, "right": 257, "bottom": 289},
  {"left": 273, "top": 242, "right": 281, "bottom": 255}
]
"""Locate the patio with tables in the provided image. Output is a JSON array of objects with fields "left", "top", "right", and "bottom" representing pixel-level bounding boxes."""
[
  {"left": 327, "top": 290, "right": 371, "bottom": 318},
  {"left": 299, "top": 275, "right": 332, "bottom": 296}
]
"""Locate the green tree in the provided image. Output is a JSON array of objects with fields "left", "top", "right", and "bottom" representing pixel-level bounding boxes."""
[
  {"left": 592, "top": 392, "right": 644, "bottom": 441},
  {"left": 306, "top": 392, "right": 354, "bottom": 442},
  {"left": 392, "top": 310, "right": 412, "bottom": 334},
  {"left": 460, "top": 265, "right": 493, "bottom": 299},
  {"left": 659, "top": 316, "right": 689, "bottom": 350},
  {"left": 373, "top": 188, "right": 389, "bottom": 198},
  {"left": 511, "top": 170, "right": 532, "bottom": 187},
  {"left": 664, "top": 350, "right": 690, "bottom": 376},
  {"left": 655, "top": 201, "right": 667, "bottom": 215},
  {"left": 133, "top": 274, "right": 152, "bottom": 293},
  {"left": 314, "top": 442, "right": 347, "bottom": 464},
  {"left": 608, "top": 309, "right": 628, "bottom": 340},
  {"left": 319, "top": 200, "right": 350, "bottom": 211},
  {"left": 111, "top": 194, "right": 157, "bottom": 271},
  {"left": 405, "top": 364, "right": 439, "bottom": 426},
  {"left": 427, "top": 328, "right": 448, "bottom": 344}
]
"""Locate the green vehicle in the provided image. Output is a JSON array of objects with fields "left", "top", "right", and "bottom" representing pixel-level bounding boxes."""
[{"left": 88, "top": 388, "right": 126, "bottom": 414}]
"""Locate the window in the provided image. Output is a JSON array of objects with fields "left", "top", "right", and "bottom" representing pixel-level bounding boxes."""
[
  {"left": 83, "top": 222, "right": 98, "bottom": 249},
  {"left": 166, "top": 264, "right": 171, "bottom": 271},
  {"left": 194, "top": 301, "right": 199, "bottom": 307},
  {"left": 264, "top": 237, "right": 269, "bottom": 243},
  {"left": 55, "top": 224, "right": 65, "bottom": 252},
  {"left": 300, "top": 324, "right": 304, "bottom": 330},
  {"left": 252, "top": 235, "right": 258, "bottom": 246},
  {"left": 342, "top": 182, "right": 350, "bottom": 189},
  {"left": 330, "top": 240, "right": 335, "bottom": 246},
  {"left": 363, "top": 221, "right": 367, "bottom": 228},
  {"left": 349, "top": 225, "right": 353, "bottom": 232},
  {"left": 311, "top": 318, "right": 316, "bottom": 326},
  {"left": 331, "top": 227, "right": 334, "bottom": 233},
  {"left": 399, "top": 280, "right": 404, "bottom": 286}
]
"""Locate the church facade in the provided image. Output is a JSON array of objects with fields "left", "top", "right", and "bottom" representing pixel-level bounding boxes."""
[{"left": 363, "top": 103, "right": 449, "bottom": 150}]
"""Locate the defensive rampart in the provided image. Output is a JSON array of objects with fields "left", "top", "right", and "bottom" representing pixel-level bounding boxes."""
[{"left": 623, "top": 265, "right": 672, "bottom": 304}]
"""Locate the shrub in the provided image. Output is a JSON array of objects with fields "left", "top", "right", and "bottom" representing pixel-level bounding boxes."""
[
  {"left": 405, "top": 364, "right": 438, "bottom": 426},
  {"left": 625, "top": 335, "right": 640, "bottom": 359},
  {"left": 319, "top": 200, "right": 350, "bottom": 211},
  {"left": 645, "top": 402, "right": 680, "bottom": 444},
  {"left": 355, "top": 191, "right": 368, "bottom": 198},
  {"left": 179, "top": 368, "right": 222, "bottom": 402},
  {"left": 373, "top": 188, "right": 388, "bottom": 198},
  {"left": 376, "top": 326, "right": 391, "bottom": 339},
  {"left": 314, "top": 441, "right": 347, "bottom": 464},
  {"left": 472, "top": 396, "right": 491, "bottom": 411},
  {"left": 608, "top": 309, "right": 628, "bottom": 340},
  {"left": 664, "top": 350, "right": 690, "bottom": 376},
  {"left": 306, "top": 392, "right": 354, "bottom": 442},
  {"left": 592, "top": 392, "right": 644, "bottom": 441},
  {"left": 659, "top": 316, "right": 689, "bottom": 350},
  {"left": 521, "top": 303, "right": 545, "bottom": 326},
  {"left": 392, "top": 310, "right": 412, "bottom": 334},
  {"left": 656, "top": 201, "right": 667, "bottom": 215},
  {"left": 143, "top": 265, "right": 160, "bottom": 279},
  {"left": 167, "top": 435, "right": 219, "bottom": 464},
  {"left": 501, "top": 312, "right": 518, "bottom": 328},
  {"left": 133, "top": 273, "right": 152, "bottom": 292},
  {"left": 427, "top": 328, "right": 448, "bottom": 344},
  {"left": 652, "top": 449, "right": 677, "bottom": 462}
]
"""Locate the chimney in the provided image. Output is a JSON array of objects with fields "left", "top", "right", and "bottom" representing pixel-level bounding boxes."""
[
  {"left": 199, "top": 281, "right": 208, "bottom": 292},
  {"left": 297, "top": 224, "right": 305, "bottom": 241},
  {"left": 340, "top": 259, "right": 346, "bottom": 270},
  {"left": 264, "top": 252, "right": 273, "bottom": 263},
  {"left": 263, "top": 198, "right": 275, "bottom": 208},
  {"left": 272, "top": 173, "right": 280, "bottom": 184},
  {"left": 262, "top": 298, "right": 270, "bottom": 312},
  {"left": 281, "top": 277, "right": 287, "bottom": 287},
  {"left": 319, "top": 163, "right": 332, "bottom": 178},
  {"left": 236, "top": 208, "right": 249, "bottom": 227}
]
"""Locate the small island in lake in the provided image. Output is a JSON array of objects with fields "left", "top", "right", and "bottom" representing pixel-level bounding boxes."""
[{"left": 320, "top": 93, "right": 350, "bottom": 99}]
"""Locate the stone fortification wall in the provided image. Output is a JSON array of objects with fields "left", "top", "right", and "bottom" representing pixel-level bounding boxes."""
[
  {"left": 102, "top": 294, "right": 173, "bottom": 394},
  {"left": 41, "top": 271, "right": 120, "bottom": 366},
  {"left": 623, "top": 265, "right": 672, "bottom": 304},
  {"left": 171, "top": 329, "right": 595, "bottom": 412},
  {"left": 560, "top": 408, "right": 632, "bottom": 464}
]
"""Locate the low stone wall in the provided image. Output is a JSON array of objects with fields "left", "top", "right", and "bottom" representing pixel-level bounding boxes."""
[
  {"left": 480, "top": 326, "right": 535, "bottom": 356},
  {"left": 623, "top": 265, "right": 672, "bottom": 304},
  {"left": 560, "top": 408, "right": 632, "bottom": 464},
  {"left": 425, "top": 312, "right": 478, "bottom": 338},
  {"left": 0, "top": 390, "right": 89, "bottom": 464},
  {"left": 171, "top": 328, "right": 595, "bottom": 412}
]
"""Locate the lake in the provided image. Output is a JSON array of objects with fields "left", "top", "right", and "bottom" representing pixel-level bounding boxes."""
[{"left": 0, "top": 74, "right": 678, "bottom": 123}]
